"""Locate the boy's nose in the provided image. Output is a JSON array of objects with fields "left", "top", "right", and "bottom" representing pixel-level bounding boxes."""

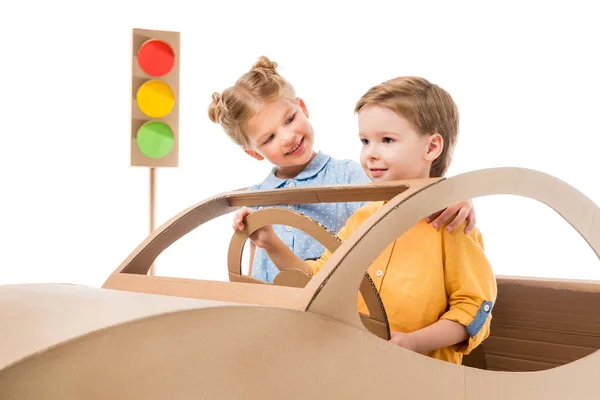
[{"left": 368, "top": 149, "right": 380, "bottom": 160}]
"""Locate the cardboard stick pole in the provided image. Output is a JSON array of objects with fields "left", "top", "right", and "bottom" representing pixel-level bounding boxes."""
[{"left": 149, "top": 167, "right": 156, "bottom": 275}]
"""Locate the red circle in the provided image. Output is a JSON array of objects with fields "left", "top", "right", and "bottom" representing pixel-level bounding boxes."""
[{"left": 137, "top": 39, "right": 175, "bottom": 77}]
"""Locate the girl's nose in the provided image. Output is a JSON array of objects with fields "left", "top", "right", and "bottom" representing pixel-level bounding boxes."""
[{"left": 282, "top": 130, "right": 296, "bottom": 146}]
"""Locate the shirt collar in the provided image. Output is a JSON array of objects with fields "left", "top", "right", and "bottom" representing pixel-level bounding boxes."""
[{"left": 259, "top": 151, "right": 331, "bottom": 189}]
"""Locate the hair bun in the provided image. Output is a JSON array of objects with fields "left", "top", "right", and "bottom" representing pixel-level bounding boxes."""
[
  {"left": 208, "top": 92, "right": 226, "bottom": 123},
  {"left": 251, "top": 55, "right": 278, "bottom": 75}
]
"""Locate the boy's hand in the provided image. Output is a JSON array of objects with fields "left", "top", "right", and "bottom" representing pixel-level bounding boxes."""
[
  {"left": 389, "top": 331, "right": 418, "bottom": 353},
  {"left": 232, "top": 206, "right": 276, "bottom": 249},
  {"left": 425, "top": 200, "right": 476, "bottom": 234}
]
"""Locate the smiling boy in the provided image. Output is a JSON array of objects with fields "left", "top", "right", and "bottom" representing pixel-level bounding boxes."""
[{"left": 236, "top": 76, "right": 497, "bottom": 364}]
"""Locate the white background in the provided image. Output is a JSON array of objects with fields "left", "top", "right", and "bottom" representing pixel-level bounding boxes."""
[{"left": 1, "top": 0, "right": 599, "bottom": 287}]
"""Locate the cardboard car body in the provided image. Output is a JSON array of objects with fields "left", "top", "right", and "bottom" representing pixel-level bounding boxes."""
[{"left": 0, "top": 167, "right": 598, "bottom": 399}]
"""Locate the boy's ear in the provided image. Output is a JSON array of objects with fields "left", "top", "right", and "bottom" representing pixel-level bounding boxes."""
[
  {"left": 244, "top": 148, "right": 264, "bottom": 161},
  {"left": 425, "top": 133, "right": 443, "bottom": 162},
  {"left": 297, "top": 97, "right": 309, "bottom": 118}
]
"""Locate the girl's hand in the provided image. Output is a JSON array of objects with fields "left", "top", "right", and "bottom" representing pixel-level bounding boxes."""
[
  {"left": 248, "top": 225, "right": 277, "bottom": 249},
  {"left": 232, "top": 206, "right": 254, "bottom": 231},
  {"left": 426, "top": 200, "right": 476, "bottom": 234},
  {"left": 232, "top": 206, "right": 276, "bottom": 249}
]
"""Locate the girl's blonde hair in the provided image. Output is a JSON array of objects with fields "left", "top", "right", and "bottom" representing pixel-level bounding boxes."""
[{"left": 208, "top": 56, "right": 297, "bottom": 148}]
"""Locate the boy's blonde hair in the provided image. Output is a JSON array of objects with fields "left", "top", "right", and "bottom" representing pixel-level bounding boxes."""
[
  {"left": 354, "top": 77, "right": 459, "bottom": 178},
  {"left": 208, "top": 56, "right": 297, "bottom": 148}
]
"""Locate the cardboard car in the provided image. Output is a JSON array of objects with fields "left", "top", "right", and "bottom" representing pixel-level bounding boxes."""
[{"left": 1, "top": 167, "right": 598, "bottom": 399}]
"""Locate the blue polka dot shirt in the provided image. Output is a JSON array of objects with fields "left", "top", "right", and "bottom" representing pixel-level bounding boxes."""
[{"left": 247, "top": 152, "right": 371, "bottom": 283}]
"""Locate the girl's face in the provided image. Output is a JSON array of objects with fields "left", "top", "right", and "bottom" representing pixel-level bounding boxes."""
[{"left": 244, "top": 97, "right": 316, "bottom": 179}]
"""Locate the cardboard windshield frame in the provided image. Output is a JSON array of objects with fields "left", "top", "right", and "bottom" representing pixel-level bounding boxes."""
[
  {"left": 2, "top": 167, "right": 600, "bottom": 399},
  {"left": 102, "top": 178, "right": 434, "bottom": 312}
]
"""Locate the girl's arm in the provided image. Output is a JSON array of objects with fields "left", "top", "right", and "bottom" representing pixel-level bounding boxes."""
[
  {"left": 233, "top": 206, "right": 310, "bottom": 274},
  {"left": 426, "top": 200, "right": 476, "bottom": 234},
  {"left": 261, "top": 232, "right": 312, "bottom": 274},
  {"left": 247, "top": 242, "right": 256, "bottom": 276}
]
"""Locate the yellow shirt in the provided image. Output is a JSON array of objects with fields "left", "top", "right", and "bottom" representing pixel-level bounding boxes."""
[{"left": 306, "top": 201, "right": 497, "bottom": 365}]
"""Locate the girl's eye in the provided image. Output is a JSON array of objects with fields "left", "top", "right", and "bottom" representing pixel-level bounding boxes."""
[
  {"left": 263, "top": 134, "right": 274, "bottom": 145},
  {"left": 383, "top": 137, "right": 394, "bottom": 143},
  {"left": 286, "top": 113, "right": 296, "bottom": 124},
  {"left": 360, "top": 139, "right": 369, "bottom": 145}
]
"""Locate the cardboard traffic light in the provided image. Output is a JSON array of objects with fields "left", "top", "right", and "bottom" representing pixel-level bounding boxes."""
[{"left": 130, "top": 28, "right": 180, "bottom": 167}]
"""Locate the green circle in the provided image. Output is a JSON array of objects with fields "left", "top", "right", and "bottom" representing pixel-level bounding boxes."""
[{"left": 136, "top": 121, "right": 174, "bottom": 159}]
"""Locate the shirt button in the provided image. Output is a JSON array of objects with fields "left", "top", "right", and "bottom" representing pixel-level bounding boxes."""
[
  {"left": 376, "top": 270, "right": 383, "bottom": 277},
  {"left": 286, "top": 226, "right": 292, "bottom": 232},
  {"left": 483, "top": 304, "right": 491, "bottom": 312}
]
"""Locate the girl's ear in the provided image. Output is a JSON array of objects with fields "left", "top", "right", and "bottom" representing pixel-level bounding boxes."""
[
  {"left": 244, "top": 148, "right": 265, "bottom": 161},
  {"left": 424, "top": 133, "right": 443, "bottom": 162},
  {"left": 297, "top": 97, "right": 309, "bottom": 118}
]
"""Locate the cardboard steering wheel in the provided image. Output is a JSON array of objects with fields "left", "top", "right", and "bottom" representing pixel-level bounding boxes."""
[{"left": 227, "top": 207, "right": 390, "bottom": 341}]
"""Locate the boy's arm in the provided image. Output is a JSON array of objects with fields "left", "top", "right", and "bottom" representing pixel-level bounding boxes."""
[
  {"left": 304, "top": 214, "right": 357, "bottom": 276},
  {"left": 393, "top": 223, "right": 496, "bottom": 354},
  {"left": 390, "top": 320, "right": 468, "bottom": 354},
  {"left": 437, "top": 221, "right": 497, "bottom": 354}
]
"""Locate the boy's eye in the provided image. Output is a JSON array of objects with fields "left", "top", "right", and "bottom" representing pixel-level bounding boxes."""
[
  {"left": 360, "top": 138, "right": 369, "bottom": 145},
  {"left": 263, "top": 134, "right": 274, "bottom": 145},
  {"left": 286, "top": 113, "right": 296, "bottom": 124},
  {"left": 383, "top": 137, "right": 394, "bottom": 143}
]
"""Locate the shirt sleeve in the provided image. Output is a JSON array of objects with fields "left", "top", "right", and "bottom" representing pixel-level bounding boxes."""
[
  {"left": 343, "top": 160, "right": 371, "bottom": 185},
  {"left": 439, "top": 221, "right": 498, "bottom": 355},
  {"left": 342, "top": 161, "right": 371, "bottom": 216},
  {"left": 245, "top": 183, "right": 262, "bottom": 211}
]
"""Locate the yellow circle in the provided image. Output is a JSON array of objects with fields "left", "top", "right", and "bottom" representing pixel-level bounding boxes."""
[{"left": 136, "top": 80, "right": 175, "bottom": 118}]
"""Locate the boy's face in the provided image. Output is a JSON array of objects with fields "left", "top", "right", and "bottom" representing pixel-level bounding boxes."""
[
  {"left": 357, "top": 106, "right": 442, "bottom": 182},
  {"left": 244, "top": 97, "right": 315, "bottom": 175}
]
